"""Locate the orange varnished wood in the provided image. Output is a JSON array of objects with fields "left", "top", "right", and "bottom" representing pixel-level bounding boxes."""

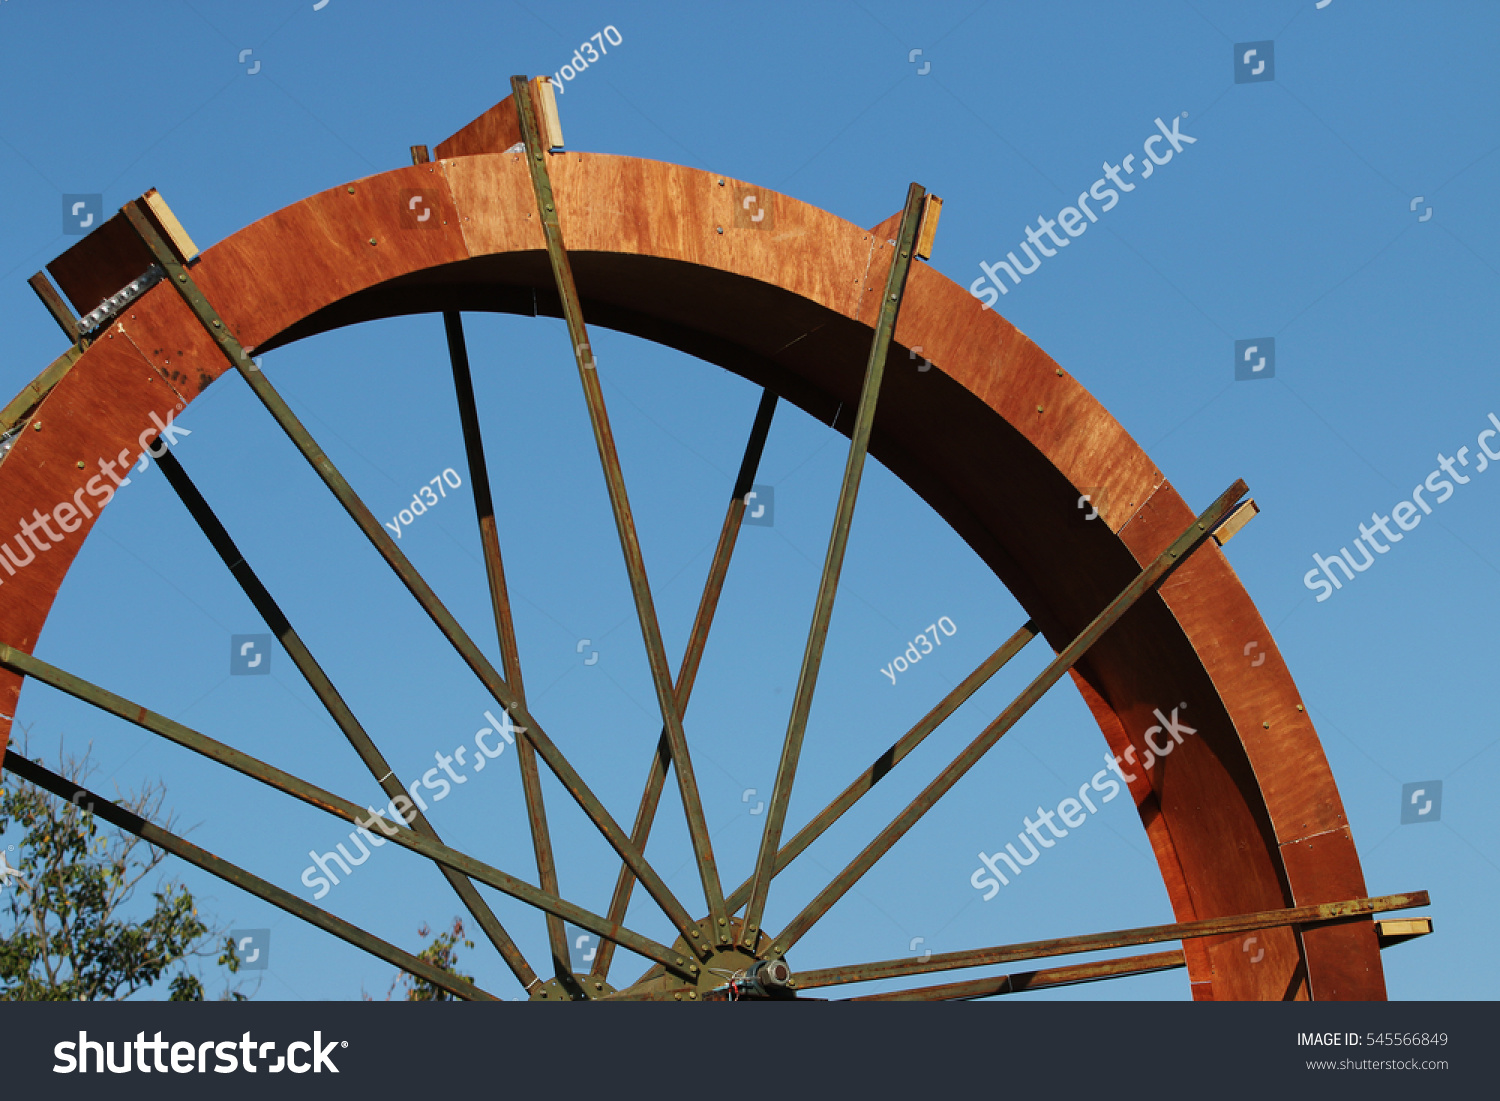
[
  {"left": 0, "top": 143, "right": 1384, "bottom": 999},
  {"left": 433, "top": 94, "right": 523, "bottom": 161}
]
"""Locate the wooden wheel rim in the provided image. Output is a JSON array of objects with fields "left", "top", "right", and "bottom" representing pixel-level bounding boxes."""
[{"left": 0, "top": 140, "right": 1380, "bottom": 1000}]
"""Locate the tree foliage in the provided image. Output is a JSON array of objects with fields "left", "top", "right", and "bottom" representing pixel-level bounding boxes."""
[
  {"left": 367, "top": 917, "right": 475, "bottom": 1001},
  {"left": 0, "top": 738, "right": 245, "bottom": 1001}
]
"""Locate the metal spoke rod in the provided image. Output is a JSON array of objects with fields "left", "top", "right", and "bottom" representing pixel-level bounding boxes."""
[
  {"left": 510, "top": 74, "right": 730, "bottom": 942},
  {"left": 592, "top": 387, "right": 778, "bottom": 979},
  {"left": 842, "top": 950, "right": 1186, "bottom": 1001},
  {"left": 724, "top": 620, "right": 1037, "bottom": 913},
  {"left": 120, "top": 198, "right": 707, "bottom": 961},
  {"left": 155, "top": 448, "right": 540, "bottom": 992},
  {"left": 770, "top": 479, "right": 1250, "bottom": 956},
  {"left": 795, "top": 891, "right": 1429, "bottom": 990},
  {"left": 742, "top": 181, "right": 928, "bottom": 944},
  {"left": 0, "top": 642, "right": 701, "bottom": 983},
  {"left": 3, "top": 748, "right": 498, "bottom": 1001},
  {"left": 443, "top": 310, "right": 568, "bottom": 981}
]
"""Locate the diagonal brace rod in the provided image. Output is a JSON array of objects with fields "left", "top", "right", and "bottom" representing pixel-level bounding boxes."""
[
  {"left": 592, "top": 387, "right": 778, "bottom": 979},
  {"left": 119, "top": 198, "right": 706, "bottom": 961},
  {"left": 742, "top": 181, "right": 928, "bottom": 943},
  {"left": 155, "top": 447, "right": 540, "bottom": 992},
  {"left": 842, "top": 951, "right": 1187, "bottom": 1001},
  {"left": 443, "top": 310, "right": 568, "bottom": 981},
  {"left": 511, "top": 74, "right": 729, "bottom": 943},
  {"left": 0, "top": 642, "right": 701, "bottom": 982},
  {"left": 725, "top": 620, "right": 1036, "bottom": 913},
  {"left": 3, "top": 749, "right": 498, "bottom": 1001},
  {"left": 796, "top": 891, "right": 1429, "bottom": 989},
  {"left": 769, "top": 479, "right": 1250, "bottom": 956}
]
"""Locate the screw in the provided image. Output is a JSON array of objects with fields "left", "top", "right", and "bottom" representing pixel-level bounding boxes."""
[{"left": 716, "top": 226, "right": 723, "bottom": 234}]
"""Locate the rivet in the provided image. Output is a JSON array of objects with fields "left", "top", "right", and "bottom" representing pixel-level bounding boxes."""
[
  {"left": 177, "top": 274, "right": 187, "bottom": 283},
  {"left": 717, "top": 178, "right": 725, "bottom": 186},
  {"left": 1036, "top": 404, "right": 1044, "bottom": 413},
  {"left": 1056, "top": 368, "right": 1063, "bottom": 376},
  {"left": 690, "top": 929, "right": 699, "bottom": 938},
  {"left": 369, "top": 237, "right": 377, "bottom": 245},
  {"left": 716, "top": 226, "right": 723, "bottom": 234},
  {"left": 76, "top": 460, "right": 85, "bottom": 469},
  {"left": 1197, "top": 522, "right": 1205, "bottom": 530},
  {"left": 673, "top": 993, "right": 682, "bottom": 1001},
  {"left": 687, "top": 992, "right": 697, "bottom": 1000},
  {"left": 888, "top": 293, "right": 897, "bottom": 301},
  {"left": 718, "top": 918, "right": 727, "bottom": 926},
  {"left": 1296, "top": 705, "right": 1304, "bottom": 712},
  {"left": 211, "top": 319, "right": 221, "bottom": 328},
  {"left": 32, "top": 422, "right": 41, "bottom": 431},
  {"left": 347, "top": 186, "right": 355, "bottom": 194},
  {"left": 1262, "top": 721, "right": 1271, "bottom": 729}
]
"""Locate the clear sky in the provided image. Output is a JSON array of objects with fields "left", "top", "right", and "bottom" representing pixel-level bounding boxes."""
[{"left": 0, "top": 0, "right": 1493, "bottom": 1002}]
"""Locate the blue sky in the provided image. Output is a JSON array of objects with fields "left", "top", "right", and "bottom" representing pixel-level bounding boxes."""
[{"left": 0, "top": 0, "right": 1494, "bottom": 1001}]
